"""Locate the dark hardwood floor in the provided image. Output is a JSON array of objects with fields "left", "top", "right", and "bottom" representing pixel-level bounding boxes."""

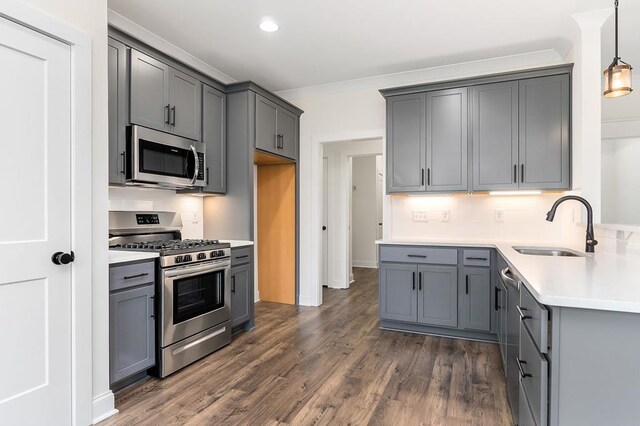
[{"left": 101, "top": 267, "right": 511, "bottom": 426}]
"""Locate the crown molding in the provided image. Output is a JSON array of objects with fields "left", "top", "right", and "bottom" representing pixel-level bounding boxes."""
[
  {"left": 108, "top": 9, "right": 236, "bottom": 85},
  {"left": 276, "top": 49, "right": 564, "bottom": 101}
]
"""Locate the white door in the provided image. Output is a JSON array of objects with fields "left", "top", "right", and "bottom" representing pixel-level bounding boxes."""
[
  {"left": 0, "top": 17, "right": 73, "bottom": 425},
  {"left": 321, "top": 157, "right": 328, "bottom": 286}
]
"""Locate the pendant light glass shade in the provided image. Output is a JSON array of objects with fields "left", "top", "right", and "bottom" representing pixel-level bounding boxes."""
[
  {"left": 603, "top": 1, "right": 633, "bottom": 98},
  {"left": 603, "top": 62, "right": 633, "bottom": 98}
]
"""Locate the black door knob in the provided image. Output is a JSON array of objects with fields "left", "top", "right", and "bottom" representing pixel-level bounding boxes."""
[
  {"left": 322, "top": 226, "right": 327, "bottom": 231},
  {"left": 52, "top": 251, "right": 75, "bottom": 265}
]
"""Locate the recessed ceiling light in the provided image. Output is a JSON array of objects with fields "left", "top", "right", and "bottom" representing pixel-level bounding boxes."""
[{"left": 259, "top": 19, "right": 279, "bottom": 33}]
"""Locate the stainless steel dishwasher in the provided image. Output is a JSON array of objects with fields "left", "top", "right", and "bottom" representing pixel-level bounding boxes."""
[{"left": 500, "top": 266, "right": 521, "bottom": 425}]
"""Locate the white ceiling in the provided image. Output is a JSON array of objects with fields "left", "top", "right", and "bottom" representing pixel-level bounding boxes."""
[{"left": 109, "top": 0, "right": 630, "bottom": 93}]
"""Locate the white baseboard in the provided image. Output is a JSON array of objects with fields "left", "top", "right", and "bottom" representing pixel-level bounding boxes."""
[
  {"left": 92, "top": 391, "right": 118, "bottom": 424},
  {"left": 353, "top": 260, "right": 378, "bottom": 268}
]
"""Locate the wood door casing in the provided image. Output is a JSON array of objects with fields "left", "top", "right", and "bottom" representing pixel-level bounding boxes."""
[{"left": 257, "top": 163, "right": 296, "bottom": 304}]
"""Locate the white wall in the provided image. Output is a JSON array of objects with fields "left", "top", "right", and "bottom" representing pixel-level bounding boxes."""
[
  {"left": 351, "top": 156, "right": 379, "bottom": 268},
  {"left": 601, "top": 138, "right": 640, "bottom": 225},
  {"left": 109, "top": 187, "right": 204, "bottom": 239},
  {"left": 14, "top": 0, "right": 111, "bottom": 421}
]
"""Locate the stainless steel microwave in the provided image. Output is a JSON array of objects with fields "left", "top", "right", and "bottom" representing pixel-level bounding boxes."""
[{"left": 126, "top": 125, "right": 205, "bottom": 188}]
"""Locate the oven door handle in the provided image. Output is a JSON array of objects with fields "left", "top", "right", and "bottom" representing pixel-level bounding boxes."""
[
  {"left": 164, "top": 262, "right": 229, "bottom": 279},
  {"left": 189, "top": 145, "right": 199, "bottom": 185}
]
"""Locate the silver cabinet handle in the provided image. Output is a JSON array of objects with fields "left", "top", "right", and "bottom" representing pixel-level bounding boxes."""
[
  {"left": 150, "top": 295, "right": 155, "bottom": 318},
  {"left": 120, "top": 151, "right": 126, "bottom": 175},
  {"left": 516, "top": 305, "right": 531, "bottom": 320},
  {"left": 171, "top": 106, "right": 176, "bottom": 126},
  {"left": 165, "top": 104, "right": 170, "bottom": 124},
  {"left": 189, "top": 145, "right": 199, "bottom": 185},
  {"left": 516, "top": 357, "right": 532, "bottom": 378}
]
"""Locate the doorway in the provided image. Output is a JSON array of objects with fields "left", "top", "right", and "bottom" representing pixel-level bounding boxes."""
[{"left": 319, "top": 138, "right": 383, "bottom": 292}]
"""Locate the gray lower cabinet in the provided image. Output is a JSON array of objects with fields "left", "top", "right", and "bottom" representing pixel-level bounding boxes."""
[
  {"left": 108, "top": 37, "right": 128, "bottom": 185},
  {"left": 460, "top": 267, "right": 491, "bottom": 332},
  {"left": 518, "top": 74, "right": 570, "bottom": 190},
  {"left": 109, "top": 261, "right": 156, "bottom": 385},
  {"left": 417, "top": 265, "right": 458, "bottom": 327},
  {"left": 386, "top": 93, "right": 426, "bottom": 193},
  {"left": 230, "top": 246, "right": 254, "bottom": 330},
  {"left": 255, "top": 94, "right": 298, "bottom": 160},
  {"left": 471, "top": 81, "right": 519, "bottom": 191},
  {"left": 426, "top": 88, "right": 468, "bottom": 192},
  {"left": 129, "top": 48, "right": 202, "bottom": 141},
  {"left": 379, "top": 262, "right": 417, "bottom": 323}
]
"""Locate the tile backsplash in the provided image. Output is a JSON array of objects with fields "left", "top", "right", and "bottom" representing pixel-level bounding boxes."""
[
  {"left": 109, "top": 187, "right": 204, "bottom": 239},
  {"left": 389, "top": 193, "right": 577, "bottom": 243}
]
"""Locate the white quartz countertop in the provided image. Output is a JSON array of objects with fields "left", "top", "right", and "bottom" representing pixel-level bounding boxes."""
[
  {"left": 220, "top": 240, "right": 254, "bottom": 248},
  {"left": 109, "top": 250, "right": 159, "bottom": 265},
  {"left": 376, "top": 238, "right": 640, "bottom": 314}
]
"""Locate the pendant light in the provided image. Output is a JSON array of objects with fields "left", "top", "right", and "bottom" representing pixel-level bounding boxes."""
[{"left": 603, "top": 0, "right": 633, "bottom": 98}]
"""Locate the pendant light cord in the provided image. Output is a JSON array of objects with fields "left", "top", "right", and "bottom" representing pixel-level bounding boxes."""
[{"left": 614, "top": 0, "right": 619, "bottom": 60}]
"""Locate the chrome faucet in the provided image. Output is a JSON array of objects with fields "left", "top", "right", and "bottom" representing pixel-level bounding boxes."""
[{"left": 546, "top": 196, "right": 598, "bottom": 253}]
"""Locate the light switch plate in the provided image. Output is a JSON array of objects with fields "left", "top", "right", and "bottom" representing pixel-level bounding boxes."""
[
  {"left": 495, "top": 209, "right": 504, "bottom": 222},
  {"left": 441, "top": 210, "right": 450, "bottom": 222},
  {"left": 413, "top": 211, "right": 428, "bottom": 222}
]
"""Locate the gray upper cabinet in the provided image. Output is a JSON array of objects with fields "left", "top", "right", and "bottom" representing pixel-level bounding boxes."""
[
  {"left": 461, "top": 267, "right": 491, "bottom": 332},
  {"left": 417, "top": 265, "right": 458, "bottom": 328},
  {"left": 130, "top": 49, "right": 170, "bottom": 133},
  {"left": 168, "top": 68, "right": 201, "bottom": 140},
  {"left": 426, "top": 88, "right": 468, "bottom": 192},
  {"left": 386, "top": 94, "right": 426, "bottom": 193},
  {"left": 108, "top": 37, "right": 128, "bottom": 185},
  {"left": 130, "top": 48, "right": 202, "bottom": 141},
  {"left": 254, "top": 94, "right": 298, "bottom": 161},
  {"left": 202, "top": 85, "right": 226, "bottom": 194},
  {"left": 518, "top": 74, "right": 570, "bottom": 190},
  {"left": 472, "top": 81, "right": 519, "bottom": 191},
  {"left": 379, "top": 262, "right": 417, "bottom": 323}
]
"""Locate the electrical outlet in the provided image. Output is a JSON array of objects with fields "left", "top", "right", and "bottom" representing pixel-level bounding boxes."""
[
  {"left": 413, "top": 211, "right": 428, "bottom": 222},
  {"left": 441, "top": 210, "right": 450, "bottom": 222},
  {"left": 495, "top": 209, "right": 504, "bottom": 223}
]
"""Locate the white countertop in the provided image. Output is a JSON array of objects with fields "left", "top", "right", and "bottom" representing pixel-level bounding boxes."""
[
  {"left": 220, "top": 240, "right": 254, "bottom": 248},
  {"left": 109, "top": 250, "right": 159, "bottom": 265},
  {"left": 377, "top": 238, "right": 640, "bottom": 314}
]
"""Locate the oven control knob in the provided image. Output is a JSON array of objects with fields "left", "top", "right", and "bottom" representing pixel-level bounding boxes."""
[
  {"left": 197, "top": 253, "right": 206, "bottom": 260},
  {"left": 175, "top": 255, "right": 183, "bottom": 264},
  {"left": 183, "top": 254, "right": 192, "bottom": 262},
  {"left": 210, "top": 251, "right": 217, "bottom": 258},
  {"left": 217, "top": 250, "right": 225, "bottom": 257}
]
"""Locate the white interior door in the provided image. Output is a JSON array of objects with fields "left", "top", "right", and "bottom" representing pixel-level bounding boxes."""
[
  {"left": 0, "top": 16, "right": 73, "bottom": 424},
  {"left": 321, "top": 157, "right": 328, "bottom": 286}
]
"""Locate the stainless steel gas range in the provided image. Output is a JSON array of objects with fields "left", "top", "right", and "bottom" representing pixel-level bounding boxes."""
[{"left": 109, "top": 211, "right": 232, "bottom": 377}]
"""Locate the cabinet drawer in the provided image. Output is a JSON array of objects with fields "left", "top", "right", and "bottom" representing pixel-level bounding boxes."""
[
  {"left": 379, "top": 246, "right": 457, "bottom": 265},
  {"left": 109, "top": 260, "right": 155, "bottom": 291},
  {"left": 462, "top": 249, "right": 491, "bottom": 267},
  {"left": 231, "top": 247, "right": 252, "bottom": 266},
  {"left": 519, "top": 381, "right": 538, "bottom": 426},
  {"left": 519, "top": 322, "right": 548, "bottom": 426},
  {"left": 519, "top": 284, "right": 549, "bottom": 353}
]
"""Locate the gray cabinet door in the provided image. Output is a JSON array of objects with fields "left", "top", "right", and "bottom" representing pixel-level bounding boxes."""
[
  {"left": 130, "top": 49, "right": 170, "bottom": 132},
  {"left": 426, "top": 88, "right": 468, "bottom": 192},
  {"left": 168, "top": 67, "right": 201, "bottom": 140},
  {"left": 255, "top": 94, "right": 279, "bottom": 155},
  {"left": 379, "top": 263, "right": 418, "bottom": 323},
  {"left": 109, "top": 284, "right": 155, "bottom": 384},
  {"left": 231, "top": 263, "right": 251, "bottom": 327},
  {"left": 108, "top": 37, "right": 128, "bottom": 185},
  {"left": 386, "top": 94, "right": 426, "bottom": 193},
  {"left": 461, "top": 267, "right": 491, "bottom": 332},
  {"left": 472, "top": 82, "right": 519, "bottom": 191},
  {"left": 277, "top": 107, "right": 298, "bottom": 160},
  {"left": 202, "top": 84, "right": 226, "bottom": 193},
  {"left": 518, "top": 74, "right": 571, "bottom": 190},
  {"left": 497, "top": 278, "right": 508, "bottom": 371},
  {"left": 417, "top": 265, "right": 458, "bottom": 328}
]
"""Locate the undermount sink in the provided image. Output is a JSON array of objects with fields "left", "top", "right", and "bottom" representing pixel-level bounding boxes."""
[{"left": 512, "top": 246, "right": 585, "bottom": 257}]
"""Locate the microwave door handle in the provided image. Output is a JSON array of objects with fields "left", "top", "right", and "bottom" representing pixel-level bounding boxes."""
[{"left": 189, "top": 145, "right": 199, "bottom": 185}]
